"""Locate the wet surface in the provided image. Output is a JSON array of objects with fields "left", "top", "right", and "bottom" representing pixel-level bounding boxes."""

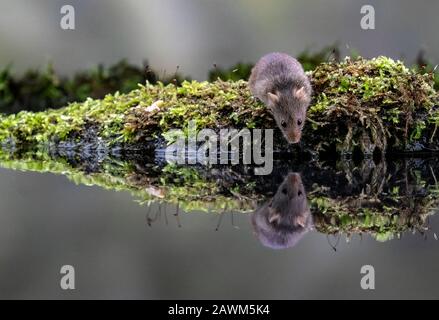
[{"left": 0, "top": 153, "right": 438, "bottom": 299}]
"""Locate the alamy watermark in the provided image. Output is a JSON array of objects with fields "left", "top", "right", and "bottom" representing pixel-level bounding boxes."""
[
  {"left": 60, "top": 5, "right": 75, "bottom": 30},
  {"left": 360, "top": 5, "right": 375, "bottom": 30},
  {"left": 360, "top": 265, "right": 375, "bottom": 290},
  {"left": 60, "top": 265, "right": 75, "bottom": 290},
  {"left": 164, "top": 121, "right": 274, "bottom": 175}
]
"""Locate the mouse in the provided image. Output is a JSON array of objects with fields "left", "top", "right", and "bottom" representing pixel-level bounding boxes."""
[
  {"left": 248, "top": 52, "right": 312, "bottom": 143},
  {"left": 251, "top": 172, "right": 313, "bottom": 249}
]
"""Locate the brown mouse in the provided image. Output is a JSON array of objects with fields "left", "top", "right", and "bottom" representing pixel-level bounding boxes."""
[{"left": 248, "top": 52, "right": 312, "bottom": 143}]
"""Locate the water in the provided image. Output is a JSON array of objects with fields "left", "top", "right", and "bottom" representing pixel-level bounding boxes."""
[{"left": 0, "top": 153, "right": 438, "bottom": 299}]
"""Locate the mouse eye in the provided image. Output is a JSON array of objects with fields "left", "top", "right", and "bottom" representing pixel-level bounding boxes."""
[
  {"left": 281, "top": 120, "right": 287, "bottom": 128},
  {"left": 298, "top": 190, "right": 303, "bottom": 197},
  {"left": 297, "top": 119, "right": 303, "bottom": 126},
  {"left": 282, "top": 188, "right": 287, "bottom": 195}
]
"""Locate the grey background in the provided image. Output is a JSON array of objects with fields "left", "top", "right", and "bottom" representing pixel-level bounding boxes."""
[{"left": 0, "top": 0, "right": 438, "bottom": 79}]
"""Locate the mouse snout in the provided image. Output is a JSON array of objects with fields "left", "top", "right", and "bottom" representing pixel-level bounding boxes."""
[
  {"left": 288, "top": 173, "right": 300, "bottom": 184},
  {"left": 287, "top": 130, "right": 302, "bottom": 144}
]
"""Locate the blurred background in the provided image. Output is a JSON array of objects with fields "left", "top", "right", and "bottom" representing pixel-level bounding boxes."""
[
  {"left": 2, "top": 0, "right": 439, "bottom": 113},
  {"left": 1, "top": 0, "right": 438, "bottom": 80}
]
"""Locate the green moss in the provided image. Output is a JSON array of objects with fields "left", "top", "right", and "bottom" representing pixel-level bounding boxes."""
[
  {"left": 0, "top": 78, "right": 264, "bottom": 147},
  {"left": 310, "top": 56, "right": 436, "bottom": 114},
  {"left": 308, "top": 56, "right": 438, "bottom": 153},
  {"left": 0, "top": 89, "right": 139, "bottom": 145},
  {"left": 124, "top": 80, "right": 270, "bottom": 143}
]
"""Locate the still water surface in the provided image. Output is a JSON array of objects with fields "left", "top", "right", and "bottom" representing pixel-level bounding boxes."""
[{"left": 0, "top": 156, "right": 438, "bottom": 299}]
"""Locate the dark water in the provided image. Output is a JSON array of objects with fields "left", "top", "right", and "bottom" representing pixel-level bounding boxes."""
[{"left": 0, "top": 155, "right": 438, "bottom": 299}]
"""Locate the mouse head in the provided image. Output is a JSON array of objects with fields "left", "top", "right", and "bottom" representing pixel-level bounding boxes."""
[
  {"left": 251, "top": 172, "right": 313, "bottom": 249},
  {"left": 267, "top": 172, "right": 310, "bottom": 228},
  {"left": 267, "top": 86, "right": 310, "bottom": 144}
]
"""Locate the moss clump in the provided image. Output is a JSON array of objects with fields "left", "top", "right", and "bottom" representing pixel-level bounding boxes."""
[
  {"left": 311, "top": 56, "right": 436, "bottom": 113},
  {"left": 0, "top": 90, "right": 138, "bottom": 145},
  {"left": 308, "top": 56, "right": 438, "bottom": 154},
  {"left": 124, "top": 80, "right": 272, "bottom": 142}
]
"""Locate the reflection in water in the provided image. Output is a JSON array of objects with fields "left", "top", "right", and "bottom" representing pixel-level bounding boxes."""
[
  {"left": 0, "top": 148, "right": 437, "bottom": 248},
  {"left": 145, "top": 202, "right": 182, "bottom": 228},
  {"left": 251, "top": 173, "right": 312, "bottom": 249}
]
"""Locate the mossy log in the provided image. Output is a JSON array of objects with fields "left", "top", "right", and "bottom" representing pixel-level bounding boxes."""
[{"left": 0, "top": 56, "right": 438, "bottom": 156}]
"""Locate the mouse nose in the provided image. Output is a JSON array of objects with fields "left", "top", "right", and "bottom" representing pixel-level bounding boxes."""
[
  {"left": 288, "top": 173, "right": 300, "bottom": 184},
  {"left": 289, "top": 131, "right": 301, "bottom": 144}
]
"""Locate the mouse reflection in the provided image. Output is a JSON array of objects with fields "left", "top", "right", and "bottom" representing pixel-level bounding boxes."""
[{"left": 251, "top": 172, "right": 313, "bottom": 249}]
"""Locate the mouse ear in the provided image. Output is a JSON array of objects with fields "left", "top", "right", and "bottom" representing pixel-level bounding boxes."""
[
  {"left": 267, "top": 92, "right": 279, "bottom": 105},
  {"left": 268, "top": 207, "right": 281, "bottom": 224},
  {"left": 293, "top": 86, "right": 308, "bottom": 101},
  {"left": 295, "top": 215, "right": 307, "bottom": 228}
]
